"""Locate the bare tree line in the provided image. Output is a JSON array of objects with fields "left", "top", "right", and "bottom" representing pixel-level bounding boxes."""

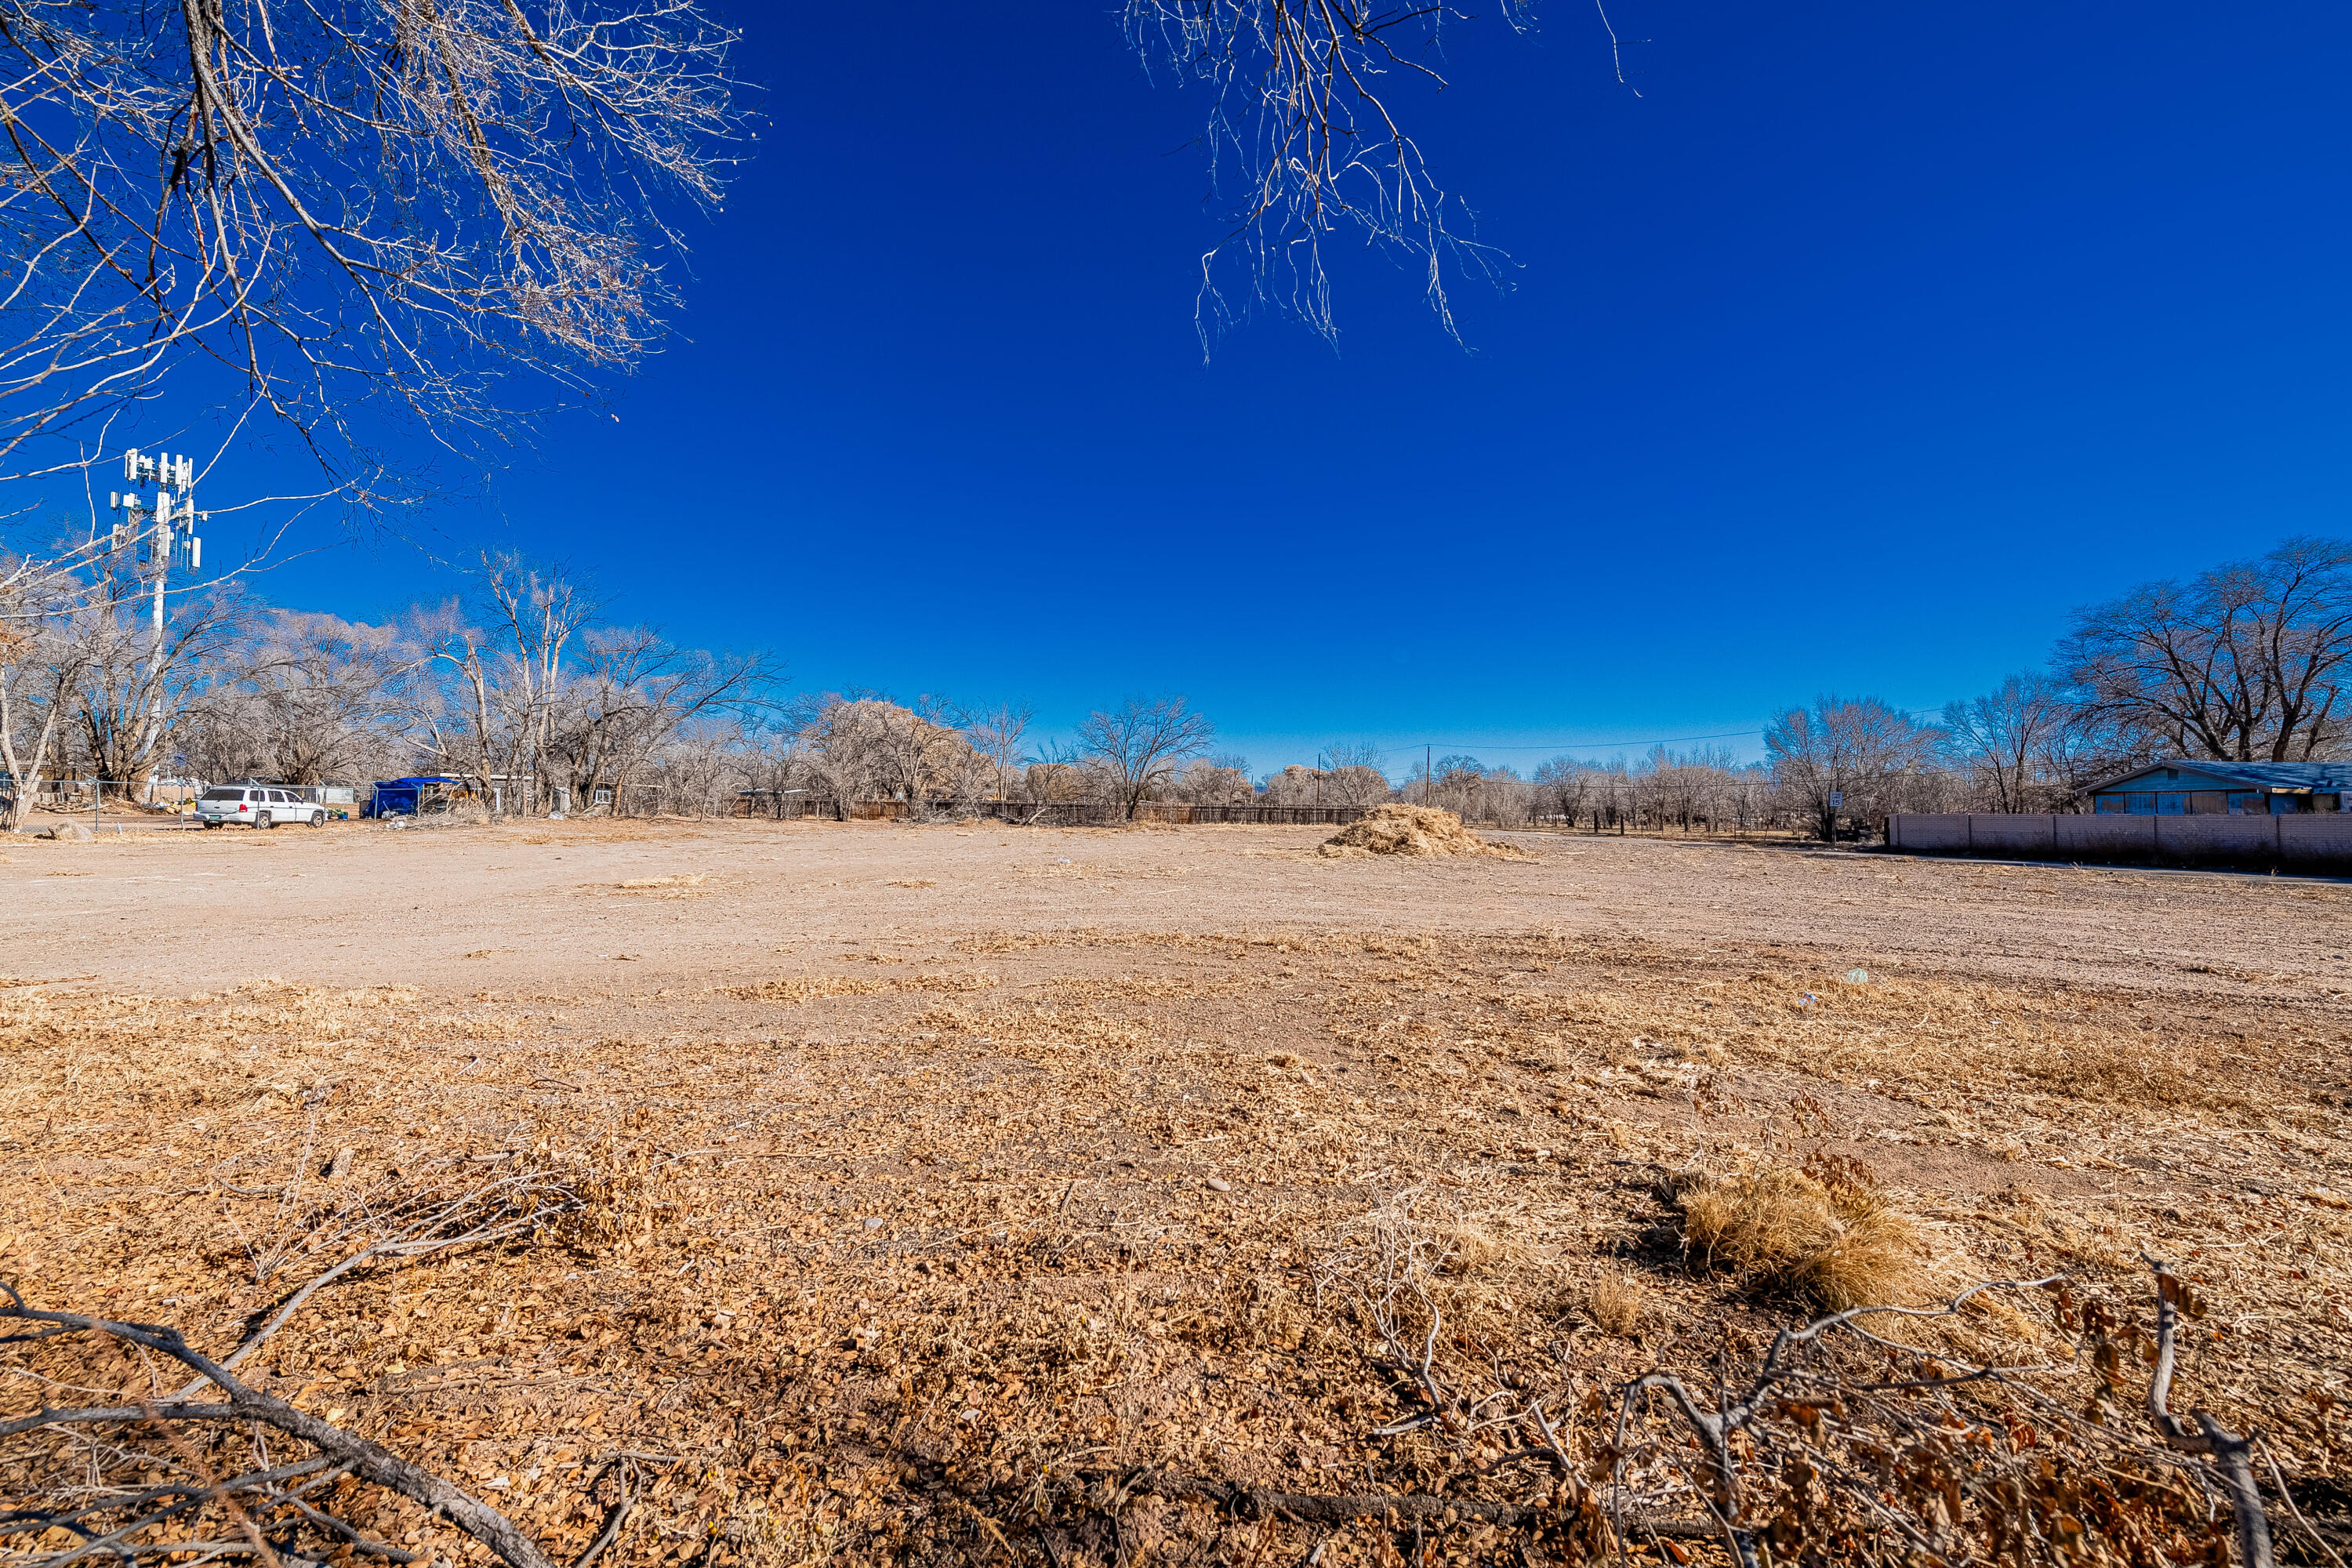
[
  {"left": 0, "top": 542, "right": 1261, "bottom": 827},
  {"left": 758, "top": 694, "right": 1225, "bottom": 824},
  {"left": 0, "top": 551, "right": 775, "bottom": 827},
  {"left": 16, "top": 532, "right": 2336, "bottom": 833},
  {"left": 0, "top": 549, "right": 1246, "bottom": 828}
]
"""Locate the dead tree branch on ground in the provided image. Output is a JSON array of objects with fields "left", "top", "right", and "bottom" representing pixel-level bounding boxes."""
[
  {"left": 2146, "top": 1258, "right": 2274, "bottom": 1568},
  {"left": 0, "top": 1283, "right": 557, "bottom": 1568}
]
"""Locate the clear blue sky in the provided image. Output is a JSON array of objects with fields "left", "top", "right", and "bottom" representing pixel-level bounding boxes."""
[{"left": 238, "top": 0, "right": 2351, "bottom": 774}]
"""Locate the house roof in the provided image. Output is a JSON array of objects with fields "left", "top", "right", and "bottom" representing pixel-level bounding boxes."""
[{"left": 2085, "top": 760, "right": 2352, "bottom": 795}]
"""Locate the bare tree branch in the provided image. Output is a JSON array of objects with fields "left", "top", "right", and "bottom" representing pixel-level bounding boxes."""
[{"left": 1124, "top": 0, "right": 1530, "bottom": 350}]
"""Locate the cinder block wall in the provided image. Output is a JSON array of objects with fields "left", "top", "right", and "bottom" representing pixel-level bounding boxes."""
[{"left": 1886, "top": 812, "right": 2352, "bottom": 870}]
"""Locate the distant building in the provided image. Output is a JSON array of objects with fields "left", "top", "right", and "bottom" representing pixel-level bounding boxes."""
[{"left": 2085, "top": 760, "right": 2352, "bottom": 815}]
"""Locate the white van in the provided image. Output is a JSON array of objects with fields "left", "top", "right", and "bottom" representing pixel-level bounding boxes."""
[{"left": 195, "top": 785, "right": 326, "bottom": 829}]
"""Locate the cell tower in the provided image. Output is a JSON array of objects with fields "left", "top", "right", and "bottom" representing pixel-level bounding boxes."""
[
  {"left": 108, "top": 448, "right": 205, "bottom": 570},
  {"left": 107, "top": 447, "right": 207, "bottom": 637}
]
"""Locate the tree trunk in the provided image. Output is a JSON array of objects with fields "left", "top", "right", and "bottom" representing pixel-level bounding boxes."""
[{"left": 0, "top": 669, "right": 66, "bottom": 832}]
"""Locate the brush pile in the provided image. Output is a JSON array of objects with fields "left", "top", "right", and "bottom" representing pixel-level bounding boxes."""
[{"left": 1318, "top": 804, "right": 1522, "bottom": 859}]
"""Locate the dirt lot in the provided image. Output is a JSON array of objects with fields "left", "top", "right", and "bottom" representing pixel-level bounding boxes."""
[{"left": 5, "top": 818, "right": 2350, "bottom": 1567}]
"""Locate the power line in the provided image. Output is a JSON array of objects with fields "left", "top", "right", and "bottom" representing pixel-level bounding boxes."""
[
  {"left": 1369, "top": 710, "right": 1947, "bottom": 760},
  {"left": 1379, "top": 728, "right": 1763, "bottom": 754}
]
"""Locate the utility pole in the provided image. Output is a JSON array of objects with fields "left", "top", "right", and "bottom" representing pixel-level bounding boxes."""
[{"left": 1425, "top": 744, "right": 1432, "bottom": 807}]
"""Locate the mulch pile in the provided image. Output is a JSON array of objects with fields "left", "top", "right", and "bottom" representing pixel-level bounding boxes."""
[{"left": 1318, "top": 805, "right": 1524, "bottom": 860}]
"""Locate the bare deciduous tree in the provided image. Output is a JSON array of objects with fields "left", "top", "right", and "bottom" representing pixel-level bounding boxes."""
[
  {"left": 789, "top": 694, "right": 977, "bottom": 819},
  {"left": 1765, "top": 695, "right": 1937, "bottom": 840},
  {"left": 1024, "top": 735, "right": 1094, "bottom": 808},
  {"left": 2060, "top": 537, "right": 2352, "bottom": 763},
  {"left": 409, "top": 601, "right": 506, "bottom": 801},
  {"left": 0, "top": 568, "right": 82, "bottom": 826},
  {"left": 1532, "top": 753, "right": 1595, "bottom": 826},
  {"left": 1404, "top": 753, "right": 1526, "bottom": 822},
  {"left": 1256, "top": 746, "right": 1393, "bottom": 808},
  {"left": 1319, "top": 741, "right": 1395, "bottom": 807},
  {"left": 481, "top": 557, "right": 597, "bottom": 810},
  {"left": 205, "top": 612, "right": 414, "bottom": 786},
  {"left": 1255, "top": 762, "right": 1318, "bottom": 804},
  {"left": 63, "top": 562, "right": 244, "bottom": 787},
  {"left": 1076, "top": 695, "right": 1215, "bottom": 818},
  {"left": 1178, "top": 755, "right": 1255, "bottom": 804},
  {"left": 963, "top": 701, "right": 1036, "bottom": 804},
  {"left": 550, "top": 626, "right": 771, "bottom": 815},
  {"left": 1940, "top": 670, "right": 2073, "bottom": 813}
]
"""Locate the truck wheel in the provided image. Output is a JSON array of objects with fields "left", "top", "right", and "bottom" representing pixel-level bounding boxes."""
[
  {"left": 257, "top": 812, "right": 274, "bottom": 829},
  {"left": 310, "top": 811, "right": 325, "bottom": 827}
]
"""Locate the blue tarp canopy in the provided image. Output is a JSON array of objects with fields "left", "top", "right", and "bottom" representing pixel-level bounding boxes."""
[{"left": 364, "top": 776, "right": 463, "bottom": 817}]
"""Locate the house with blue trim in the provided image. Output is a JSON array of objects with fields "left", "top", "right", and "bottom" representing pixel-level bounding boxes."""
[{"left": 2085, "top": 760, "right": 2352, "bottom": 815}]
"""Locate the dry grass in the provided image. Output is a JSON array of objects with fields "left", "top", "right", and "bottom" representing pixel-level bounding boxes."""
[
  {"left": 613, "top": 873, "right": 707, "bottom": 891},
  {"left": 1493, "top": 964, "right": 2296, "bottom": 1118},
  {"left": 5, "top": 851, "right": 2351, "bottom": 1568},
  {"left": 1674, "top": 1156, "right": 1933, "bottom": 1309},
  {"left": 722, "top": 969, "right": 998, "bottom": 1002},
  {"left": 1587, "top": 1271, "right": 1647, "bottom": 1336}
]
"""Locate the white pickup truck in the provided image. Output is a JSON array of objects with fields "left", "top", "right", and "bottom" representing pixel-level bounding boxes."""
[{"left": 194, "top": 785, "right": 325, "bottom": 829}]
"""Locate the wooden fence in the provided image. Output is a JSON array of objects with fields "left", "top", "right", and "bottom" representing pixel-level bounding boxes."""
[
  {"left": 1137, "top": 802, "right": 1370, "bottom": 826},
  {"left": 730, "top": 794, "right": 1373, "bottom": 827},
  {"left": 1888, "top": 811, "right": 2352, "bottom": 873}
]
